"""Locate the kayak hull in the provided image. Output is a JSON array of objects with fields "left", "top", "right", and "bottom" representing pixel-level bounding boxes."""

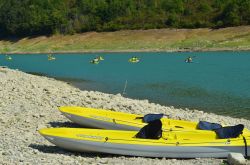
[
  {"left": 42, "top": 134, "right": 247, "bottom": 158},
  {"left": 62, "top": 111, "right": 140, "bottom": 131}
]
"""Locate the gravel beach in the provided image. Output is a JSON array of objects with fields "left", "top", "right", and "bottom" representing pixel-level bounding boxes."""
[{"left": 0, "top": 67, "right": 250, "bottom": 165}]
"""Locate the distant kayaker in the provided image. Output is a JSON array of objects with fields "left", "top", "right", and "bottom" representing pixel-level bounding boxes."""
[
  {"left": 185, "top": 57, "right": 192, "bottom": 63},
  {"left": 5, "top": 55, "right": 12, "bottom": 60},
  {"left": 93, "top": 57, "right": 99, "bottom": 62},
  {"left": 97, "top": 56, "right": 104, "bottom": 61},
  {"left": 47, "top": 54, "right": 56, "bottom": 60},
  {"left": 129, "top": 56, "right": 139, "bottom": 63},
  {"left": 90, "top": 57, "right": 100, "bottom": 64}
]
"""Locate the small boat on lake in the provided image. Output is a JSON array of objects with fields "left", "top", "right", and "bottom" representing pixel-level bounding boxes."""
[
  {"left": 90, "top": 58, "right": 100, "bottom": 64},
  {"left": 5, "top": 55, "right": 12, "bottom": 61},
  {"left": 129, "top": 56, "right": 140, "bottom": 63},
  {"left": 185, "top": 56, "right": 193, "bottom": 63},
  {"left": 97, "top": 56, "right": 104, "bottom": 61},
  {"left": 48, "top": 54, "right": 56, "bottom": 61}
]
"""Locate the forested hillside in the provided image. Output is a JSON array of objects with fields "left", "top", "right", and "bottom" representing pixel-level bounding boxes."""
[{"left": 0, "top": 0, "right": 249, "bottom": 36}]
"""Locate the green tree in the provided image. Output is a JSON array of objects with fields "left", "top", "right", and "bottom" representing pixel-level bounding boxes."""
[{"left": 0, "top": 0, "right": 249, "bottom": 36}]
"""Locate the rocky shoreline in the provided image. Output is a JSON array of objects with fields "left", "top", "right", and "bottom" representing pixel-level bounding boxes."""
[{"left": 0, "top": 67, "right": 249, "bottom": 164}]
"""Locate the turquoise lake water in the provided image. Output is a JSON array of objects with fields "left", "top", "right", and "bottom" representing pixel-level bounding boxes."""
[{"left": 1, "top": 52, "right": 250, "bottom": 119}]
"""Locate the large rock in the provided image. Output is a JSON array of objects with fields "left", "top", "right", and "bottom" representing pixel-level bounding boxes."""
[{"left": 227, "top": 153, "right": 246, "bottom": 165}]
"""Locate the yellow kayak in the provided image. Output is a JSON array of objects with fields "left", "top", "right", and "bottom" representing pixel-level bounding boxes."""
[
  {"left": 5, "top": 55, "right": 12, "bottom": 60},
  {"left": 48, "top": 57, "right": 56, "bottom": 61},
  {"left": 90, "top": 59, "right": 99, "bottom": 64},
  {"left": 129, "top": 58, "right": 139, "bottom": 63},
  {"left": 98, "top": 56, "right": 104, "bottom": 61},
  {"left": 39, "top": 126, "right": 250, "bottom": 158},
  {"left": 48, "top": 54, "right": 56, "bottom": 61},
  {"left": 59, "top": 106, "right": 204, "bottom": 131}
]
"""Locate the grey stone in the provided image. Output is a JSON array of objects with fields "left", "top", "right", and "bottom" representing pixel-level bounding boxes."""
[{"left": 227, "top": 153, "right": 246, "bottom": 165}]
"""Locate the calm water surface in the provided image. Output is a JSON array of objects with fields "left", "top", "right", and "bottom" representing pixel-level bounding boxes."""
[{"left": 1, "top": 51, "right": 250, "bottom": 119}]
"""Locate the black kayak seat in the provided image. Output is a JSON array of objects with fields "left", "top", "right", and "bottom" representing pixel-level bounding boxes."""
[
  {"left": 198, "top": 121, "right": 222, "bottom": 130},
  {"left": 215, "top": 124, "right": 244, "bottom": 139},
  {"left": 135, "top": 113, "right": 164, "bottom": 123},
  {"left": 143, "top": 113, "right": 164, "bottom": 123},
  {"left": 135, "top": 119, "right": 162, "bottom": 139}
]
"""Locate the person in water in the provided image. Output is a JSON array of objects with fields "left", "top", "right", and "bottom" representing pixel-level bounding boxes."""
[
  {"left": 132, "top": 56, "right": 138, "bottom": 60},
  {"left": 93, "top": 57, "right": 99, "bottom": 62},
  {"left": 185, "top": 56, "right": 192, "bottom": 63}
]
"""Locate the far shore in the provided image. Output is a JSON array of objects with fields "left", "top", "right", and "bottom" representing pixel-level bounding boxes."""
[
  {"left": 2, "top": 47, "right": 250, "bottom": 55},
  {"left": 1, "top": 26, "right": 250, "bottom": 54}
]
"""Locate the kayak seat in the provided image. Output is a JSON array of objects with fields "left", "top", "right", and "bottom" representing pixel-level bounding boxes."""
[
  {"left": 198, "top": 121, "right": 222, "bottom": 130},
  {"left": 135, "top": 119, "right": 162, "bottom": 139},
  {"left": 143, "top": 114, "right": 164, "bottom": 123},
  {"left": 135, "top": 114, "right": 164, "bottom": 123},
  {"left": 215, "top": 124, "right": 244, "bottom": 139}
]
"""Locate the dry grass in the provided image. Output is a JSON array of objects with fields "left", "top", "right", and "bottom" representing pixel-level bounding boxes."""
[{"left": 1, "top": 26, "right": 250, "bottom": 53}]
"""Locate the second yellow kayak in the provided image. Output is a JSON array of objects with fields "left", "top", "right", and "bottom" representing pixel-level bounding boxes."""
[{"left": 59, "top": 106, "right": 201, "bottom": 131}]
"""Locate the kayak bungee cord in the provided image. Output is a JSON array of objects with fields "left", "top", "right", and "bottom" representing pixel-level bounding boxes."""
[{"left": 102, "top": 135, "right": 250, "bottom": 146}]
